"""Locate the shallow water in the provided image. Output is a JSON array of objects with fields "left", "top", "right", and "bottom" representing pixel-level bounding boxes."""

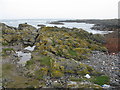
[
  {"left": 16, "top": 51, "right": 31, "bottom": 66},
  {"left": 16, "top": 46, "right": 36, "bottom": 66}
]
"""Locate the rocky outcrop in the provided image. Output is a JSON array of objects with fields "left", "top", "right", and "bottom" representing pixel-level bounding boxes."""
[
  {"left": 0, "top": 23, "right": 17, "bottom": 30},
  {"left": 1, "top": 23, "right": 39, "bottom": 46},
  {"left": 17, "top": 23, "right": 38, "bottom": 45},
  {"left": 0, "top": 23, "right": 17, "bottom": 34},
  {"left": 18, "top": 23, "right": 36, "bottom": 31}
]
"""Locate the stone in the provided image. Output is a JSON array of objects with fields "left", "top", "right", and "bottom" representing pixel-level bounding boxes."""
[
  {"left": 102, "top": 84, "right": 110, "bottom": 88},
  {"left": 18, "top": 23, "right": 36, "bottom": 31},
  {"left": 37, "top": 24, "right": 46, "bottom": 27},
  {"left": 24, "top": 46, "right": 36, "bottom": 51},
  {"left": 84, "top": 74, "right": 91, "bottom": 79}
]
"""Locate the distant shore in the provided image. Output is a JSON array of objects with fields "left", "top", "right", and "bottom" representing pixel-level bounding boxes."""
[{"left": 49, "top": 19, "right": 120, "bottom": 53}]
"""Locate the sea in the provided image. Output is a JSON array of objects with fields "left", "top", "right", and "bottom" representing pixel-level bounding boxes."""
[{"left": 0, "top": 19, "right": 112, "bottom": 34}]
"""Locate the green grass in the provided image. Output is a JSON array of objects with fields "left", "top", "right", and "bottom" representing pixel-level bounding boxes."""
[
  {"left": 2, "top": 42, "right": 9, "bottom": 46},
  {"left": 69, "top": 77, "right": 82, "bottom": 81},
  {"left": 39, "top": 56, "right": 51, "bottom": 66},
  {"left": 26, "top": 60, "right": 34, "bottom": 66},
  {"left": 26, "top": 55, "right": 52, "bottom": 67},
  {"left": 68, "top": 49, "right": 77, "bottom": 56},
  {"left": 2, "top": 48, "right": 14, "bottom": 52},
  {"left": 91, "top": 75, "right": 110, "bottom": 85},
  {"left": 2, "top": 48, "right": 14, "bottom": 56}
]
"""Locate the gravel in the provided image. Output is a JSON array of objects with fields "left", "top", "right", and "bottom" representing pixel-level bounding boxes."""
[{"left": 81, "top": 51, "right": 120, "bottom": 87}]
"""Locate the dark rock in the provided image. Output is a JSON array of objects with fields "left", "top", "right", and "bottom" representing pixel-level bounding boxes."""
[
  {"left": 18, "top": 23, "right": 36, "bottom": 31},
  {"left": 37, "top": 24, "right": 46, "bottom": 27},
  {"left": 0, "top": 23, "right": 17, "bottom": 34},
  {"left": 49, "top": 21, "right": 64, "bottom": 25},
  {"left": 0, "top": 23, "right": 17, "bottom": 30}
]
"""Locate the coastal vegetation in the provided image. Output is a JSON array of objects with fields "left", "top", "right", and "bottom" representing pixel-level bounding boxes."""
[{"left": 1, "top": 20, "right": 119, "bottom": 89}]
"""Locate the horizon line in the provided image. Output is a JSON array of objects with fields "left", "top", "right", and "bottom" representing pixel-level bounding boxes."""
[{"left": 0, "top": 18, "right": 118, "bottom": 20}]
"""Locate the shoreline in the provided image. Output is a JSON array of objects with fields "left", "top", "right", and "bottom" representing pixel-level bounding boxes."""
[
  {"left": 1, "top": 21, "right": 119, "bottom": 88},
  {"left": 50, "top": 19, "right": 119, "bottom": 53}
]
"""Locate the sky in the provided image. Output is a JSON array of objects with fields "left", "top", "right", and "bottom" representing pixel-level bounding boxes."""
[{"left": 0, "top": 0, "right": 119, "bottom": 19}]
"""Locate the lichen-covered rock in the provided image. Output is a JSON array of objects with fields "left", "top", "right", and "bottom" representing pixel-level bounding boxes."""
[
  {"left": 0, "top": 23, "right": 17, "bottom": 34},
  {"left": 2, "top": 24, "right": 111, "bottom": 88},
  {"left": 35, "top": 26, "right": 107, "bottom": 61},
  {"left": 2, "top": 23, "right": 38, "bottom": 46}
]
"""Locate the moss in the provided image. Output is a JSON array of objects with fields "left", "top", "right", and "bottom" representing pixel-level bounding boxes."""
[
  {"left": 51, "top": 70, "right": 64, "bottom": 78},
  {"left": 99, "top": 46, "right": 108, "bottom": 52},
  {"left": 67, "top": 84, "right": 78, "bottom": 88},
  {"left": 77, "top": 64, "right": 95, "bottom": 75},
  {"left": 91, "top": 75, "right": 110, "bottom": 85},
  {"left": 68, "top": 49, "right": 77, "bottom": 56},
  {"left": 31, "top": 55, "right": 52, "bottom": 67},
  {"left": 2, "top": 42, "right": 9, "bottom": 46},
  {"left": 50, "top": 62, "right": 64, "bottom": 78},
  {"left": 35, "top": 26, "right": 107, "bottom": 61},
  {"left": 2, "top": 48, "right": 14, "bottom": 52},
  {"left": 56, "top": 50, "right": 63, "bottom": 56},
  {"left": 52, "top": 40, "right": 56, "bottom": 46},
  {"left": 69, "top": 77, "right": 82, "bottom": 81},
  {"left": 77, "top": 69, "right": 90, "bottom": 75},
  {"left": 59, "top": 66, "right": 64, "bottom": 71},
  {"left": 40, "top": 67, "right": 48, "bottom": 76},
  {"left": 65, "top": 70, "right": 75, "bottom": 74},
  {"left": 26, "top": 60, "right": 34, "bottom": 67},
  {"left": 86, "top": 65, "right": 94, "bottom": 72},
  {"left": 34, "top": 70, "right": 44, "bottom": 80},
  {"left": 2, "top": 48, "right": 14, "bottom": 56},
  {"left": 39, "top": 56, "right": 52, "bottom": 66},
  {"left": 74, "top": 48, "right": 91, "bottom": 54}
]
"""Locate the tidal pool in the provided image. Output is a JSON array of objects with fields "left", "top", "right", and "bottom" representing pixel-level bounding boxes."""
[{"left": 16, "top": 46, "right": 35, "bottom": 66}]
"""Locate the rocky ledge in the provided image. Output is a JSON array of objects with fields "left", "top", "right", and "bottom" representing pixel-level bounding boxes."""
[{"left": 1, "top": 23, "right": 119, "bottom": 89}]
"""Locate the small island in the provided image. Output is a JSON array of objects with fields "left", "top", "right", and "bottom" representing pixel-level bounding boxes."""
[{"left": 49, "top": 21, "right": 64, "bottom": 25}]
